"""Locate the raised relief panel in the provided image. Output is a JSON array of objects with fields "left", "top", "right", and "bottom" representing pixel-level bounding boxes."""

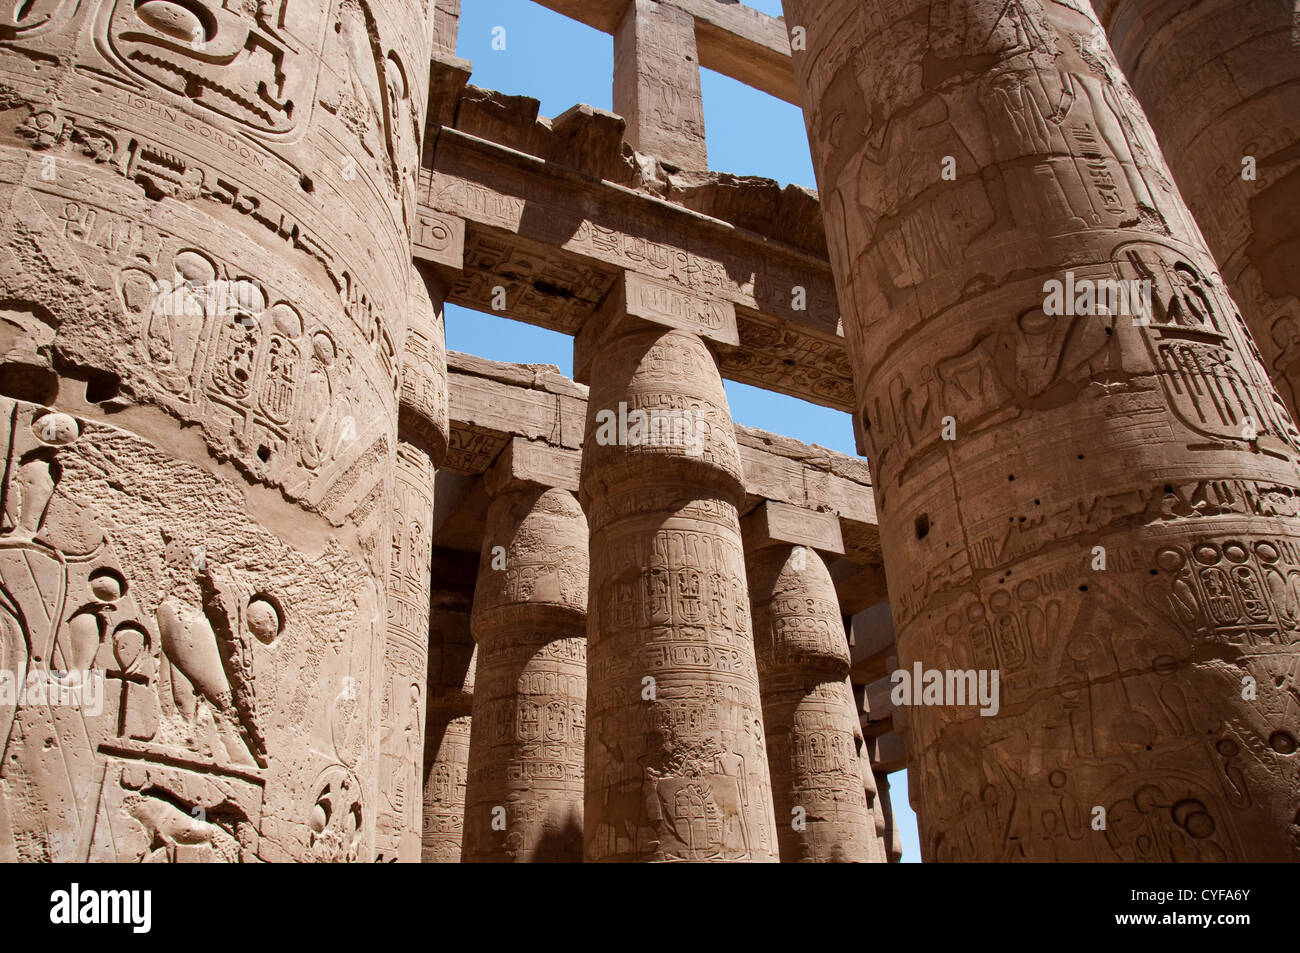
[{"left": 105, "top": 0, "right": 316, "bottom": 137}]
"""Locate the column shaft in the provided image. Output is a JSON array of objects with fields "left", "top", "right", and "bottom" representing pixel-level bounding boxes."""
[
  {"left": 749, "top": 544, "right": 878, "bottom": 862},
  {"left": 784, "top": 0, "right": 1300, "bottom": 861},
  {"left": 1096, "top": 0, "right": 1300, "bottom": 418},
  {"left": 464, "top": 484, "right": 588, "bottom": 862},
  {"left": 579, "top": 297, "right": 779, "bottom": 862},
  {"left": 422, "top": 558, "right": 476, "bottom": 863},
  {"left": 377, "top": 267, "right": 450, "bottom": 861}
]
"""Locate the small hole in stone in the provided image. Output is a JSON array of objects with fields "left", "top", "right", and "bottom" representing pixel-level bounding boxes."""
[
  {"left": 1150, "top": 569, "right": 1158, "bottom": 575},
  {"left": 1079, "top": 585, "right": 1088, "bottom": 592},
  {"left": 915, "top": 514, "right": 930, "bottom": 540},
  {"left": 85, "top": 369, "right": 120, "bottom": 404},
  {"left": 1164, "top": 484, "right": 1174, "bottom": 493},
  {"left": 1008, "top": 474, "right": 1015, "bottom": 481},
  {"left": 300, "top": 175, "right": 315, "bottom": 193},
  {"left": 257, "top": 445, "right": 271, "bottom": 463}
]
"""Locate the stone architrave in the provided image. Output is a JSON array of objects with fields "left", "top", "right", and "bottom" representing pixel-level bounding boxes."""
[
  {"left": 464, "top": 467, "right": 588, "bottom": 862},
  {"left": 0, "top": 0, "right": 436, "bottom": 861},
  {"left": 1095, "top": 0, "right": 1300, "bottom": 420},
  {"left": 745, "top": 504, "right": 878, "bottom": 862},
  {"left": 377, "top": 265, "right": 452, "bottom": 861},
  {"left": 784, "top": 0, "right": 1300, "bottom": 861},
  {"left": 577, "top": 273, "right": 779, "bottom": 863}
]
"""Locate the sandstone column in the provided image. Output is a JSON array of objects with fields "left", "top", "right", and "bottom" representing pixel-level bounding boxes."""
[
  {"left": 784, "top": 0, "right": 1300, "bottom": 860},
  {"left": 577, "top": 272, "right": 779, "bottom": 862},
  {"left": 0, "top": 0, "right": 435, "bottom": 861},
  {"left": 874, "top": 770, "right": 903, "bottom": 863},
  {"left": 376, "top": 266, "right": 451, "bottom": 861},
  {"left": 613, "top": 0, "right": 708, "bottom": 170},
  {"left": 463, "top": 439, "right": 588, "bottom": 862},
  {"left": 744, "top": 502, "right": 878, "bottom": 862},
  {"left": 421, "top": 548, "right": 477, "bottom": 863},
  {"left": 1095, "top": 0, "right": 1300, "bottom": 419}
]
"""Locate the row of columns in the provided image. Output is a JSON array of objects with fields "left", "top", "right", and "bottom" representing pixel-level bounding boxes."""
[
  {"left": 409, "top": 276, "right": 894, "bottom": 861},
  {"left": 401, "top": 0, "right": 1299, "bottom": 863}
]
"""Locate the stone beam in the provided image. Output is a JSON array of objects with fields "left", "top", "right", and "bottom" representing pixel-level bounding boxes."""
[
  {"left": 417, "top": 128, "right": 853, "bottom": 411},
  {"left": 527, "top": 0, "right": 799, "bottom": 104}
]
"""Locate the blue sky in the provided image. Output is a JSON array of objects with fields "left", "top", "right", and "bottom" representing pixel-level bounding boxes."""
[{"left": 448, "top": 0, "right": 921, "bottom": 862}]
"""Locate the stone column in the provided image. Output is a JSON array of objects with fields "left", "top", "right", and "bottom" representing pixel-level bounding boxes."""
[
  {"left": 0, "top": 0, "right": 435, "bottom": 861},
  {"left": 744, "top": 502, "right": 878, "bottom": 862},
  {"left": 421, "top": 548, "right": 477, "bottom": 863},
  {"left": 463, "top": 438, "right": 588, "bottom": 862},
  {"left": 1095, "top": 0, "right": 1300, "bottom": 419},
  {"left": 576, "top": 272, "right": 779, "bottom": 863},
  {"left": 874, "top": 770, "right": 903, "bottom": 863},
  {"left": 376, "top": 266, "right": 451, "bottom": 861},
  {"left": 783, "top": 0, "right": 1300, "bottom": 861},
  {"left": 613, "top": 0, "right": 708, "bottom": 169}
]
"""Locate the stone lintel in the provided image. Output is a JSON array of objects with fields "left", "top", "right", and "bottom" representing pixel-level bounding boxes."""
[
  {"left": 417, "top": 132, "right": 852, "bottom": 410},
  {"left": 741, "top": 500, "right": 844, "bottom": 556},
  {"left": 574, "top": 271, "right": 738, "bottom": 384},
  {"left": 483, "top": 435, "right": 581, "bottom": 497}
]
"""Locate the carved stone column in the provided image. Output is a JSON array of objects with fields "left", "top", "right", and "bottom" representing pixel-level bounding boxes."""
[
  {"left": 377, "top": 266, "right": 450, "bottom": 861},
  {"left": 421, "top": 547, "right": 477, "bottom": 863},
  {"left": 1095, "top": 0, "right": 1300, "bottom": 419},
  {"left": 613, "top": 0, "right": 708, "bottom": 170},
  {"left": 874, "top": 770, "right": 903, "bottom": 863},
  {"left": 464, "top": 439, "right": 588, "bottom": 862},
  {"left": 0, "top": 0, "right": 435, "bottom": 861},
  {"left": 577, "top": 272, "right": 779, "bottom": 863},
  {"left": 744, "top": 502, "right": 878, "bottom": 862},
  {"left": 784, "top": 0, "right": 1300, "bottom": 860}
]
